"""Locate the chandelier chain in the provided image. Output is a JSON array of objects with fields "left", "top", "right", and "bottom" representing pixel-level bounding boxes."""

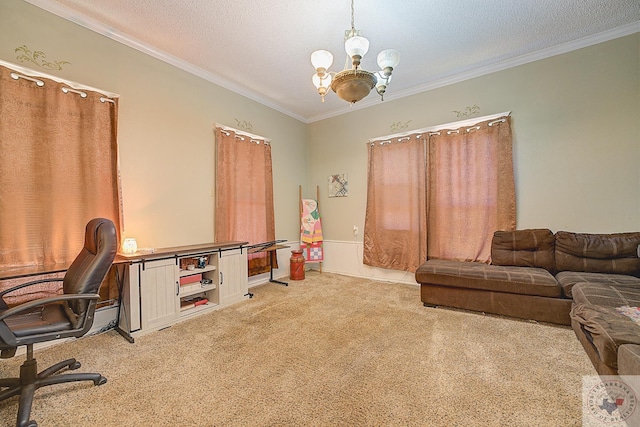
[{"left": 351, "top": 0, "right": 355, "bottom": 31}]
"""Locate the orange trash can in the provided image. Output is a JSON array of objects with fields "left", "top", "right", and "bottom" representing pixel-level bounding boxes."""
[{"left": 290, "top": 249, "right": 305, "bottom": 280}]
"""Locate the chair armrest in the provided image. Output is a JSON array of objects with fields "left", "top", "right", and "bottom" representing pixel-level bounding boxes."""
[
  {"left": 0, "top": 293, "right": 100, "bottom": 322},
  {"left": 0, "top": 278, "right": 64, "bottom": 298}
]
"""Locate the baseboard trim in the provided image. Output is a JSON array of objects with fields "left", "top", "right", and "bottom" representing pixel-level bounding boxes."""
[{"left": 246, "top": 240, "right": 418, "bottom": 286}]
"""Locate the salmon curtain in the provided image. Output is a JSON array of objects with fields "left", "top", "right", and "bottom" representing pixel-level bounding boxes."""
[
  {"left": 427, "top": 116, "right": 516, "bottom": 261},
  {"left": 0, "top": 63, "right": 122, "bottom": 305},
  {"left": 363, "top": 115, "right": 515, "bottom": 272},
  {"left": 363, "top": 137, "right": 427, "bottom": 272},
  {"left": 214, "top": 127, "right": 276, "bottom": 276}
]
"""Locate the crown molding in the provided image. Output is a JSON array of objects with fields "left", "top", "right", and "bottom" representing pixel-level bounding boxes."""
[{"left": 306, "top": 21, "right": 640, "bottom": 123}]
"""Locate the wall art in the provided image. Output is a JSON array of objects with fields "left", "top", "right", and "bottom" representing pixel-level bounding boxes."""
[
  {"left": 453, "top": 104, "right": 480, "bottom": 118},
  {"left": 15, "top": 45, "right": 70, "bottom": 71},
  {"left": 328, "top": 174, "right": 348, "bottom": 197}
]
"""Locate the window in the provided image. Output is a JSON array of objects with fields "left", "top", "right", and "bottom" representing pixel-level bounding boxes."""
[
  {"left": 363, "top": 137, "right": 426, "bottom": 272},
  {"left": 363, "top": 114, "right": 515, "bottom": 272},
  {"left": 214, "top": 126, "right": 275, "bottom": 276},
  {"left": 0, "top": 62, "right": 122, "bottom": 305}
]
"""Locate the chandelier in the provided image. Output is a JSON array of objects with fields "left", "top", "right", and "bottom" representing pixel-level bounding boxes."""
[{"left": 311, "top": 0, "right": 399, "bottom": 104}]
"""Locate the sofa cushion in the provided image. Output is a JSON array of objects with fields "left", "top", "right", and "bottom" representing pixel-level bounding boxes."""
[
  {"left": 570, "top": 303, "right": 640, "bottom": 370},
  {"left": 556, "top": 271, "right": 640, "bottom": 298},
  {"left": 618, "top": 344, "right": 640, "bottom": 375},
  {"left": 571, "top": 282, "right": 640, "bottom": 308},
  {"left": 555, "top": 231, "right": 640, "bottom": 277},
  {"left": 416, "top": 259, "right": 561, "bottom": 298},
  {"left": 491, "top": 228, "right": 556, "bottom": 273}
]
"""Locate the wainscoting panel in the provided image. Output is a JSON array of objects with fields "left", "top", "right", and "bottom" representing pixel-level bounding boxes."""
[
  {"left": 247, "top": 240, "right": 418, "bottom": 288},
  {"left": 319, "top": 240, "right": 418, "bottom": 285}
]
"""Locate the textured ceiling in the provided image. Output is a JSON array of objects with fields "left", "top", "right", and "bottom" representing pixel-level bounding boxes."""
[{"left": 26, "top": 0, "right": 640, "bottom": 122}]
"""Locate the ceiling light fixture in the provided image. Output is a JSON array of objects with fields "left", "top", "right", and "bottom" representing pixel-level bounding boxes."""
[{"left": 311, "top": 0, "right": 400, "bottom": 104}]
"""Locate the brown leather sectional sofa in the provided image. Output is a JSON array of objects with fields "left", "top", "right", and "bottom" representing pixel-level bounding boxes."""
[{"left": 415, "top": 229, "right": 640, "bottom": 375}]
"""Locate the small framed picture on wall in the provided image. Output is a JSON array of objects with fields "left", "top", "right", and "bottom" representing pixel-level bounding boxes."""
[{"left": 328, "top": 174, "right": 348, "bottom": 197}]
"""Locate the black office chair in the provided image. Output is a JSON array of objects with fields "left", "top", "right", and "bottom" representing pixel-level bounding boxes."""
[{"left": 0, "top": 218, "right": 117, "bottom": 427}]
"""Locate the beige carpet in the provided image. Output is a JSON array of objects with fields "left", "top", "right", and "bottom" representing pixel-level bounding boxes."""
[{"left": 0, "top": 272, "right": 595, "bottom": 426}]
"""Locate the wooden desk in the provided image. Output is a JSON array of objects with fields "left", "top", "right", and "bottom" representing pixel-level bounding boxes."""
[
  {"left": 116, "top": 241, "right": 248, "bottom": 337},
  {"left": 248, "top": 243, "right": 289, "bottom": 286},
  {"left": 0, "top": 241, "right": 248, "bottom": 343},
  {"left": 114, "top": 241, "right": 247, "bottom": 265}
]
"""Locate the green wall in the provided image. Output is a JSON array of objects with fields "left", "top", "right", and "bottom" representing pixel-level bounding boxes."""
[
  {"left": 309, "top": 34, "right": 640, "bottom": 241},
  {"left": 0, "top": 0, "right": 308, "bottom": 249},
  {"left": 2, "top": 0, "right": 639, "bottom": 253}
]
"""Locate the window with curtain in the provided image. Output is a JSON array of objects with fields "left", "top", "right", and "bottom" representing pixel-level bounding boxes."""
[
  {"left": 214, "top": 126, "right": 276, "bottom": 276},
  {"left": 363, "top": 114, "right": 515, "bottom": 272},
  {"left": 363, "top": 136, "right": 427, "bottom": 272},
  {"left": 0, "top": 62, "right": 122, "bottom": 305}
]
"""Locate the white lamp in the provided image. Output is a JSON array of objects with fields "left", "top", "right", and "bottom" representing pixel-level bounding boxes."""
[
  {"left": 122, "top": 238, "right": 138, "bottom": 254},
  {"left": 375, "top": 72, "right": 392, "bottom": 100},
  {"left": 312, "top": 73, "right": 333, "bottom": 102},
  {"left": 311, "top": 50, "right": 334, "bottom": 72},
  {"left": 344, "top": 35, "right": 370, "bottom": 69},
  {"left": 377, "top": 49, "right": 400, "bottom": 76},
  {"left": 311, "top": 50, "right": 334, "bottom": 102}
]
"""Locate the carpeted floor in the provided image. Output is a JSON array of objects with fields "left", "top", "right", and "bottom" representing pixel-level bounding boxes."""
[{"left": 0, "top": 271, "right": 595, "bottom": 426}]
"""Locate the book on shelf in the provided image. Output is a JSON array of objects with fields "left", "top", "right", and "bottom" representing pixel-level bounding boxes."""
[
  {"left": 180, "top": 280, "right": 215, "bottom": 295},
  {"left": 180, "top": 297, "right": 208, "bottom": 311},
  {"left": 179, "top": 273, "right": 202, "bottom": 285},
  {"left": 180, "top": 282, "right": 201, "bottom": 294}
]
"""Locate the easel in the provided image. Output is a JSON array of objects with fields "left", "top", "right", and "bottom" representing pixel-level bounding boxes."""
[{"left": 299, "top": 185, "right": 323, "bottom": 273}]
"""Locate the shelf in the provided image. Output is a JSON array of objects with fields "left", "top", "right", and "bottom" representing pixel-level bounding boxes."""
[
  {"left": 120, "top": 241, "right": 247, "bottom": 336},
  {"left": 178, "top": 264, "right": 217, "bottom": 277},
  {"left": 179, "top": 301, "right": 217, "bottom": 316},
  {"left": 179, "top": 283, "right": 217, "bottom": 298}
]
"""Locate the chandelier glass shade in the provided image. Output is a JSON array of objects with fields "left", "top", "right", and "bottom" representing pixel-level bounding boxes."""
[{"left": 311, "top": 0, "right": 399, "bottom": 104}]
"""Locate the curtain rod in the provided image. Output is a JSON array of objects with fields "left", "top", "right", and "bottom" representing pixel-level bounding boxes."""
[
  {"left": 214, "top": 123, "right": 271, "bottom": 143},
  {"left": 0, "top": 59, "right": 120, "bottom": 99},
  {"left": 368, "top": 111, "right": 511, "bottom": 143}
]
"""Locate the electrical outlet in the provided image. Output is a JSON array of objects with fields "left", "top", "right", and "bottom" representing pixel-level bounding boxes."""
[{"left": 353, "top": 225, "right": 359, "bottom": 236}]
